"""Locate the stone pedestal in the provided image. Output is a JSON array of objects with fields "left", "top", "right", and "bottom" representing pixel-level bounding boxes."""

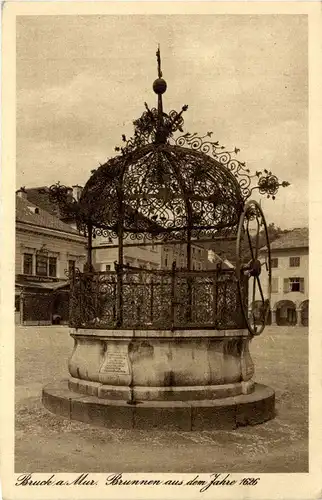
[
  {"left": 42, "top": 327, "right": 275, "bottom": 430},
  {"left": 43, "top": 380, "right": 275, "bottom": 431}
]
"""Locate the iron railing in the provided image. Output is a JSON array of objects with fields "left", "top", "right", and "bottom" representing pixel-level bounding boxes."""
[{"left": 69, "top": 266, "right": 248, "bottom": 330}]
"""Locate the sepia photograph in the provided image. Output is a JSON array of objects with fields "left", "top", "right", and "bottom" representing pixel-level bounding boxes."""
[{"left": 1, "top": 2, "right": 322, "bottom": 499}]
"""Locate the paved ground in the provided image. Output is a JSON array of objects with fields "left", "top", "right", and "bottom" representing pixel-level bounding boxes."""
[{"left": 15, "top": 325, "right": 308, "bottom": 473}]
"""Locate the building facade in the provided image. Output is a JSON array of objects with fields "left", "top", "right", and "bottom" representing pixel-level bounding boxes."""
[
  {"left": 161, "top": 242, "right": 208, "bottom": 270},
  {"left": 16, "top": 190, "right": 87, "bottom": 325},
  {"left": 93, "top": 235, "right": 161, "bottom": 271},
  {"left": 251, "top": 228, "right": 309, "bottom": 326}
]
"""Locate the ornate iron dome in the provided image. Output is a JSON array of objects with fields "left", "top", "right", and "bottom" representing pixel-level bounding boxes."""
[{"left": 49, "top": 47, "right": 289, "bottom": 247}]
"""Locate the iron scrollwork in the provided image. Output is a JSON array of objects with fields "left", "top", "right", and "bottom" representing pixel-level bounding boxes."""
[
  {"left": 46, "top": 104, "right": 289, "bottom": 242},
  {"left": 175, "top": 132, "right": 290, "bottom": 201}
]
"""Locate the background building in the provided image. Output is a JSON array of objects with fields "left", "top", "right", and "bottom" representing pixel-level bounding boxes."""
[
  {"left": 15, "top": 189, "right": 87, "bottom": 325},
  {"left": 251, "top": 228, "right": 309, "bottom": 326},
  {"left": 161, "top": 242, "right": 208, "bottom": 270},
  {"left": 93, "top": 235, "right": 161, "bottom": 271}
]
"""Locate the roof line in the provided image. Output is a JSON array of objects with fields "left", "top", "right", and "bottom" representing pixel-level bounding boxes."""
[{"left": 15, "top": 218, "right": 84, "bottom": 238}]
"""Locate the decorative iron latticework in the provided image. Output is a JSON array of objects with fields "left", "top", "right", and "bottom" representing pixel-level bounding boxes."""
[
  {"left": 69, "top": 267, "right": 247, "bottom": 331},
  {"left": 49, "top": 47, "right": 289, "bottom": 331}
]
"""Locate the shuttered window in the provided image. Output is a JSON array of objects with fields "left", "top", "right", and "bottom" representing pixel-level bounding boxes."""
[
  {"left": 290, "top": 257, "right": 300, "bottom": 267},
  {"left": 23, "top": 253, "right": 33, "bottom": 275},
  {"left": 284, "top": 277, "right": 304, "bottom": 293},
  {"left": 283, "top": 278, "right": 289, "bottom": 293},
  {"left": 272, "top": 277, "right": 279, "bottom": 293}
]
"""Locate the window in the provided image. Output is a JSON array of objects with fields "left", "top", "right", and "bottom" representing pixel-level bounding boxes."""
[
  {"left": 271, "top": 258, "right": 278, "bottom": 268},
  {"left": 284, "top": 277, "right": 304, "bottom": 293},
  {"left": 290, "top": 278, "right": 300, "bottom": 292},
  {"left": 36, "top": 254, "right": 48, "bottom": 276},
  {"left": 34, "top": 254, "right": 57, "bottom": 277},
  {"left": 105, "top": 264, "right": 111, "bottom": 271},
  {"left": 23, "top": 253, "right": 33, "bottom": 275},
  {"left": 271, "top": 277, "right": 279, "bottom": 293},
  {"left": 68, "top": 259, "right": 76, "bottom": 275},
  {"left": 290, "top": 257, "right": 300, "bottom": 267},
  {"left": 165, "top": 258, "right": 168, "bottom": 268},
  {"left": 48, "top": 257, "right": 57, "bottom": 277}
]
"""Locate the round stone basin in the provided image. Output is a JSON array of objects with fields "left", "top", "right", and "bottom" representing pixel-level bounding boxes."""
[{"left": 68, "top": 328, "right": 255, "bottom": 402}]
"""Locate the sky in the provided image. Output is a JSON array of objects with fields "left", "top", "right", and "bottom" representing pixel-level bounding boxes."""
[{"left": 16, "top": 14, "right": 308, "bottom": 229}]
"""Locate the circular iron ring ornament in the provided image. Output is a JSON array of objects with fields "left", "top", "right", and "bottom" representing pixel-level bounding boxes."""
[{"left": 236, "top": 200, "right": 271, "bottom": 336}]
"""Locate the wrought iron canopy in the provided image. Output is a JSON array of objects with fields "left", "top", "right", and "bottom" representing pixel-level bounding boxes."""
[
  {"left": 49, "top": 48, "right": 289, "bottom": 245},
  {"left": 79, "top": 142, "right": 246, "bottom": 241},
  {"left": 71, "top": 47, "right": 289, "bottom": 243}
]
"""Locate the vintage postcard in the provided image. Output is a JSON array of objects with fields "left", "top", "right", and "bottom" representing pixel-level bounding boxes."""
[{"left": 1, "top": 1, "right": 322, "bottom": 499}]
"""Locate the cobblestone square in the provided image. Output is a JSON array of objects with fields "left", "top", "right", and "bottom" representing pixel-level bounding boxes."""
[{"left": 15, "top": 325, "right": 308, "bottom": 473}]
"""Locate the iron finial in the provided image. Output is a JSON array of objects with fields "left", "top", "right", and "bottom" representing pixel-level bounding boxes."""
[
  {"left": 153, "top": 45, "right": 167, "bottom": 143},
  {"left": 153, "top": 45, "right": 167, "bottom": 96},
  {"left": 156, "top": 45, "right": 162, "bottom": 78}
]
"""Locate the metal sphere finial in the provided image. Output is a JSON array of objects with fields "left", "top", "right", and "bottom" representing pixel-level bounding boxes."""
[{"left": 153, "top": 78, "right": 167, "bottom": 95}]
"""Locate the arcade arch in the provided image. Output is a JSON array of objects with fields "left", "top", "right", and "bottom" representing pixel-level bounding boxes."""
[{"left": 275, "top": 300, "right": 297, "bottom": 326}]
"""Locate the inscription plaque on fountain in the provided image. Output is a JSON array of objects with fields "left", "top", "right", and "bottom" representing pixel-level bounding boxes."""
[{"left": 100, "top": 344, "right": 130, "bottom": 375}]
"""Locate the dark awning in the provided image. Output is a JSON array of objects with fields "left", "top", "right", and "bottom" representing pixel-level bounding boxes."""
[{"left": 15, "top": 277, "right": 69, "bottom": 291}]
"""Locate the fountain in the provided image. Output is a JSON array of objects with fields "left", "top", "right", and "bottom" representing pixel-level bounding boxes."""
[{"left": 43, "top": 48, "right": 289, "bottom": 430}]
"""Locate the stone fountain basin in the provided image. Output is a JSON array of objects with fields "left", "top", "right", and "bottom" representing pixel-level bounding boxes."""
[
  {"left": 67, "top": 328, "right": 255, "bottom": 401},
  {"left": 42, "top": 328, "right": 275, "bottom": 430}
]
